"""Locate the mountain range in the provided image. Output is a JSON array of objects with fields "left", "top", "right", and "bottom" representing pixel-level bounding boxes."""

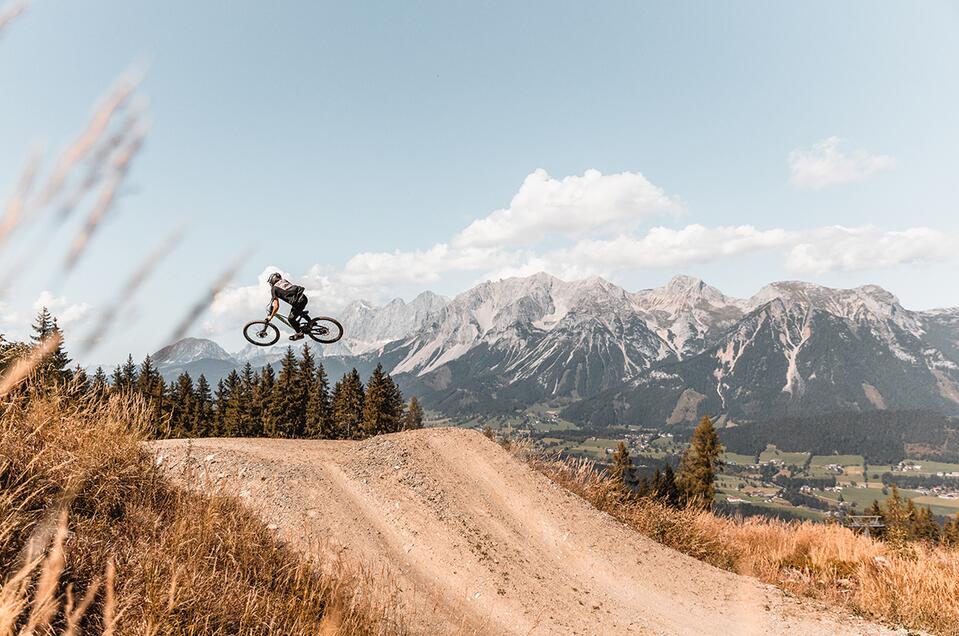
[{"left": 149, "top": 274, "right": 959, "bottom": 428}]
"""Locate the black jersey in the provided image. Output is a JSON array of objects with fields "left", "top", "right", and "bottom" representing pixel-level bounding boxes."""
[{"left": 270, "top": 278, "right": 304, "bottom": 305}]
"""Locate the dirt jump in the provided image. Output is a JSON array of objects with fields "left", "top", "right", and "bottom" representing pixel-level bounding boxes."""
[{"left": 153, "top": 429, "right": 901, "bottom": 635}]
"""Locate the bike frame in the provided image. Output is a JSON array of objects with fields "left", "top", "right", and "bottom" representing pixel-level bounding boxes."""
[{"left": 268, "top": 314, "right": 294, "bottom": 330}]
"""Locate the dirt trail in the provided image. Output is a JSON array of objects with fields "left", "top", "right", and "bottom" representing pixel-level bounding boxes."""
[{"left": 153, "top": 429, "right": 902, "bottom": 635}]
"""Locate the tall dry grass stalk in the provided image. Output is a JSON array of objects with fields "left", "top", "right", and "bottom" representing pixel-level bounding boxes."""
[
  {"left": 0, "top": 153, "right": 39, "bottom": 250},
  {"left": 33, "top": 76, "right": 140, "bottom": 216},
  {"left": 164, "top": 247, "right": 252, "bottom": 347},
  {"left": 527, "top": 451, "right": 959, "bottom": 636},
  {"left": 79, "top": 227, "right": 184, "bottom": 355},
  {"left": 63, "top": 111, "right": 148, "bottom": 273},
  {"left": 0, "top": 333, "right": 62, "bottom": 397},
  {"left": 0, "top": 2, "right": 27, "bottom": 37},
  {"left": 0, "top": 389, "right": 403, "bottom": 635}
]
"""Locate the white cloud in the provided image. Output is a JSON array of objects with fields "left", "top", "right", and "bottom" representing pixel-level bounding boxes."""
[
  {"left": 32, "top": 291, "right": 91, "bottom": 328},
  {"left": 209, "top": 267, "right": 283, "bottom": 325},
  {"left": 487, "top": 225, "right": 791, "bottom": 280},
  {"left": 785, "top": 226, "right": 957, "bottom": 275},
  {"left": 453, "top": 168, "right": 680, "bottom": 248},
  {"left": 340, "top": 244, "right": 510, "bottom": 286},
  {"left": 333, "top": 168, "right": 681, "bottom": 287},
  {"left": 789, "top": 136, "right": 895, "bottom": 190}
]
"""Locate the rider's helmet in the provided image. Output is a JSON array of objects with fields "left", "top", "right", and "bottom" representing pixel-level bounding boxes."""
[{"left": 268, "top": 272, "right": 282, "bottom": 285}]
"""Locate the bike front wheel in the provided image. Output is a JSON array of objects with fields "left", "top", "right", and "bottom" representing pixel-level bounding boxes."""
[
  {"left": 307, "top": 317, "right": 344, "bottom": 344},
  {"left": 243, "top": 320, "right": 280, "bottom": 347}
]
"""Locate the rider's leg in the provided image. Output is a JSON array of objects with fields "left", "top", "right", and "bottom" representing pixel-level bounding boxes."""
[{"left": 289, "top": 296, "right": 309, "bottom": 333}]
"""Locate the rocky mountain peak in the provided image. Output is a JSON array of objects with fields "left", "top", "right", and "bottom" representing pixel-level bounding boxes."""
[
  {"left": 749, "top": 281, "right": 918, "bottom": 333},
  {"left": 153, "top": 337, "right": 234, "bottom": 366}
]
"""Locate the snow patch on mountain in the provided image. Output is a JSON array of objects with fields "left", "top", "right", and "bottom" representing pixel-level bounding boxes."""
[
  {"left": 630, "top": 275, "right": 748, "bottom": 358},
  {"left": 392, "top": 272, "right": 672, "bottom": 378},
  {"left": 339, "top": 291, "right": 448, "bottom": 355}
]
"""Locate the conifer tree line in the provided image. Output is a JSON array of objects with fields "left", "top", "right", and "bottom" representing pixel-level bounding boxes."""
[
  {"left": 609, "top": 415, "right": 720, "bottom": 510},
  {"left": 1, "top": 308, "right": 424, "bottom": 440}
]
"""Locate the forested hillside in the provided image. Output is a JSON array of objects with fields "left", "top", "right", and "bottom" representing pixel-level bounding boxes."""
[{"left": 720, "top": 410, "right": 959, "bottom": 463}]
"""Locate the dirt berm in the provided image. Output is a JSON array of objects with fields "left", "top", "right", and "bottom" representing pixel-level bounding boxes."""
[{"left": 153, "top": 429, "right": 902, "bottom": 635}]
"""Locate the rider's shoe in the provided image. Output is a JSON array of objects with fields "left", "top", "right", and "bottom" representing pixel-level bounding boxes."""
[{"left": 289, "top": 333, "right": 305, "bottom": 341}]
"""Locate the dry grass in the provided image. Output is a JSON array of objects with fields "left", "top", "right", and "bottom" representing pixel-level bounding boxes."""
[
  {"left": 528, "top": 451, "right": 959, "bottom": 636},
  {"left": 0, "top": 389, "right": 403, "bottom": 635}
]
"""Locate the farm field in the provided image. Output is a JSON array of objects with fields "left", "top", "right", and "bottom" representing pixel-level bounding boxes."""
[
  {"left": 810, "top": 454, "right": 864, "bottom": 466},
  {"left": 722, "top": 452, "right": 757, "bottom": 466},
  {"left": 759, "top": 448, "right": 810, "bottom": 465},
  {"left": 905, "top": 460, "right": 959, "bottom": 475}
]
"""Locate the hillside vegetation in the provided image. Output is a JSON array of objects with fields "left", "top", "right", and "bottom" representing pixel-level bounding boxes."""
[
  {"left": 0, "top": 386, "right": 401, "bottom": 635},
  {"left": 520, "top": 444, "right": 959, "bottom": 636}
]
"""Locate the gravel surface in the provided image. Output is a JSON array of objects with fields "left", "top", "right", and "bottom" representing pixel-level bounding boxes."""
[{"left": 153, "top": 429, "right": 905, "bottom": 636}]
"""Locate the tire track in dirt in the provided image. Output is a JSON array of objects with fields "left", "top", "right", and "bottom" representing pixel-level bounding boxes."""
[{"left": 153, "top": 429, "right": 906, "bottom": 636}]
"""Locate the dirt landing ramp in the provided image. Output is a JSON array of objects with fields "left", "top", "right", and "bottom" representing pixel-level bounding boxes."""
[{"left": 154, "top": 429, "right": 901, "bottom": 635}]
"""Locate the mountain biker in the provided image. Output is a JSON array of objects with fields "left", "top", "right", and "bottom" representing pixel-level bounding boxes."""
[{"left": 266, "top": 272, "right": 310, "bottom": 341}]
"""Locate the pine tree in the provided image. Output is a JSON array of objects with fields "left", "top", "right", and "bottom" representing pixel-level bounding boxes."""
[
  {"left": 137, "top": 355, "right": 166, "bottom": 412},
  {"left": 275, "top": 347, "right": 302, "bottom": 437},
  {"left": 255, "top": 365, "right": 278, "bottom": 437},
  {"left": 30, "top": 307, "right": 54, "bottom": 344},
  {"left": 295, "top": 345, "right": 316, "bottom": 437},
  {"left": 677, "top": 415, "right": 723, "bottom": 509},
  {"left": 305, "top": 363, "right": 332, "bottom": 438},
  {"left": 383, "top": 373, "right": 406, "bottom": 433},
  {"left": 652, "top": 464, "right": 681, "bottom": 507},
  {"left": 193, "top": 374, "right": 214, "bottom": 437},
  {"left": 362, "top": 364, "right": 389, "bottom": 437},
  {"left": 942, "top": 514, "right": 959, "bottom": 547},
  {"left": 91, "top": 366, "right": 109, "bottom": 399},
  {"left": 912, "top": 505, "right": 940, "bottom": 543},
  {"left": 213, "top": 379, "right": 228, "bottom": 436},
  {"left": 609, "top": 441, "right": 634, "bottom": 491},
  {"left": 332, "top": 369, "right": 364, "bottom": 439},
  {"left": 405, "top": 396, "right": 424, "bottom": 430},
  {"left": 866, "top": 499, "right": 886, "bottom": 539},
  {"left": 30, "top": 308, "right": 71, "bottom": 385},
  {"left": 222, "top": 370, "right": 243, "bottom": 437},
  {"left": 120, "top": 355, "right": 139, "bottom": 390},
  {"left": 48, "top": 319, "right": 71, "bottom": 381},
  {"left": 111, "top": 365, "right": 123, "bottom": 390},
  {"left": 363, "top": 365, "right": 406, "bottom": 436},
  {"left": 238, "top": 363, "right": 258, "bottom": 437},
  {"left": 170, "top": 372, "right": 195, "bottom": 437},
  {"left": 881, "top": 485, "right": 911, "bottom": 547},
  {"left": 132, "top": 355, "right": 166, "bottom": 437}
]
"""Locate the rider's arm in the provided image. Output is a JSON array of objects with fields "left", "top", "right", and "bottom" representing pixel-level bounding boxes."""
[{"left": 267, "top": 298, "right": 279, "bottom": 320}]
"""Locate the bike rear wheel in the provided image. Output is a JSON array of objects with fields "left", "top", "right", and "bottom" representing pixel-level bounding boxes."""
[
  {"left": 243, "top": 320, "right": 280, "bottom": 346},
  {"left": 306, "top": 317, "right": 344, "bottom": 344}
]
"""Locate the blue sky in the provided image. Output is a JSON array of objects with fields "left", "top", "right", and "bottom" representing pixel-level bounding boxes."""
[{"left": 1, "top": 1, "right": 957, "bottom": 365}]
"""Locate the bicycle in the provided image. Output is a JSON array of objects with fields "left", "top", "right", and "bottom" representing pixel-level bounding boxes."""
[{"left": 242, "top": 312, "right": 344, "bottom": 347}]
